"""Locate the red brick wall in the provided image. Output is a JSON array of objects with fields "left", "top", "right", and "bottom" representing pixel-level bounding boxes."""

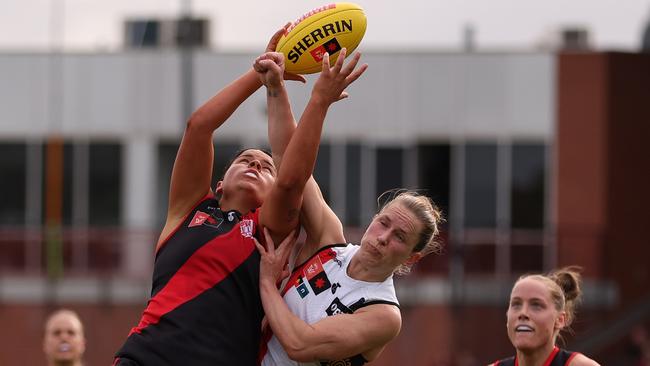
[
  {"left": 556, "top": 52, "right": 650, "bottom": 305},
  {"left": 0, "top": 304, "right": 142, "bottom": 366}
]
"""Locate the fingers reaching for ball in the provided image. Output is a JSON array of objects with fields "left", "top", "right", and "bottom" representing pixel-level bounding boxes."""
[{"left": 312, "top": 48, "right": 367, "bottom": 104}]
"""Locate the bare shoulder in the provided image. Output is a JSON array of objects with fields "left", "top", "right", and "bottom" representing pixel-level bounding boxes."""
[{"left": 569, "top": 353, "right": 600, "bottom": 366}]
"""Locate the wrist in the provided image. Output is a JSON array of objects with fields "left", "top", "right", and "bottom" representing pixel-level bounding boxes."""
[
  {"left": 308, "top": 93, "right": 332, "bottom": 109},
  {"left": 266, "top": 82, "right": 286, "bottom": 97}
]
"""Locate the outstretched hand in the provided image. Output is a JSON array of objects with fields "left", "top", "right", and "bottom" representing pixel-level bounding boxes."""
[
  {"left": 255, "top": 228, "right": 297, "bottom": 287},
  {"left": 265, "top": 23, "right": 306, "bottom": 83},
  {"left": 311, "top": 48, "right": 368, "bottom": 105}
]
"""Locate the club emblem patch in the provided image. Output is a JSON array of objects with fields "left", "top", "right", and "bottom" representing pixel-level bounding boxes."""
[
  {"left": 240, "top": 219, "right": 254, "bottom": 238},
  {"left": 303, "top": 255, "right": 331, "bottom": 295},
  {"left": 295, "top": 277, "right": 310, "bottom": 298},
  {"left": 189, "top": 211, "right": 210, "bottom": 227}
]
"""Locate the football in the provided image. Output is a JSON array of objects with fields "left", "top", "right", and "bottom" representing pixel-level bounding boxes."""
[{"left": 276, "top": 3, "right": 367, "bottom": 74}]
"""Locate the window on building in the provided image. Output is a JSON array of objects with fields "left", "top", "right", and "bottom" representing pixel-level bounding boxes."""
[
  {"left": 345, "top": 143, "right": 361, "bottom": 227},
  {"left": 88, "top": 143, "right": 122, "bottom": 226},
  {"left": 314, "top": 143, "right": 331, "bottom": 204},
  {"left": 156, "top": 142, "right": 179, "bottom": 227},
  {"left": 418, "top": 144, "right": 451, "bottom": 218},
  {"left": 463, "top": 243, "right": 497, "bottom": 274},
  {"left": 62, "top": 143, "right": 74, "bottom": 226},
  {"left": 511, "top": 143, "right": 545, "bottom": 229},
  {"left": 511, "top": 244, "right": 544, "bottom": 273},
  {"left": 464, "top": 143, "right": 497, "bottom": 228},
  {"left": 376, "top": 147, "right": 403, "bottom": 199},
  {"left": 0, "top": 143, "right": 26, "bottom": 225}
]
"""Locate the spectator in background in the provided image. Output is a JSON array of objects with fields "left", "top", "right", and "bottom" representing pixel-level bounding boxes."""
[
  {"left": 490, "top": 266, "right": 600, "bottom": 366},
  {"left": 43, "top": 309, "right": 86, "bottom": 366}
]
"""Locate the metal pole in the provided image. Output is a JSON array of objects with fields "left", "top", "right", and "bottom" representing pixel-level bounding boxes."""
[{"left": 180, "top": 0, "right": 194, "bottom": 121}]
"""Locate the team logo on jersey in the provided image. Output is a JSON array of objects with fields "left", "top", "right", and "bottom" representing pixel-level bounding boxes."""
[
  {"left": 331, "top": 282, "right": 341, "bottom": 294},
  {"left": 303, "top": 255, "right": 331, "bottom": 295},
  {"left": 326, "top": 297, "right": 353, "bottom": 316},
  {"left": 188, "top": 210, "right": 223, "bottom": 229},
  {"left": 240, "top": 219, "right": 254, "bottom": 238},
  {"left": 189, "top": 211, "right": 210, "bottom": 227},
  {"left": 295, "top": 276, "right": 310, "bottom": 298}
]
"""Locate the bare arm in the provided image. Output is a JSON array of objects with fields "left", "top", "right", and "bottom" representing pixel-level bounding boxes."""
[
  {"left": 256, "top": 231, "right": 401, "bottom": 362},
  {"left": 159, "top": 69, "right": 261, "bottom": 246},
  {"left": 158, "top": 26, "right": 300, "bottom": 247},
  {"left": 259, "top": 51, "right": 366, "bottom": 254},
  {"left": 258, "top": 49, "right": 367, "bottom": 244},
  {"left": 263, "top": 281, "right": 400, "bottom": 361}
]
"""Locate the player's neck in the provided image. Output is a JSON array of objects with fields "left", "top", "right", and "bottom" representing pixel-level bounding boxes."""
[
  {"left": 218, "top": 194, "right": 256, "bottom": 215},
  {"left": 51, "top": 359, "right": 83, "bottom": 366},
  {"left": 347, "top": 256, "right": 391, "bottom": 282},
  {"left": 516, "top": 343, "right": 556, "bottom": 366}
]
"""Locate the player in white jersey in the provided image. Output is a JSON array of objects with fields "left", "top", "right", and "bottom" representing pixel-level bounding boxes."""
[{"left": 253, "top": 49, "right": 444, "bottom": 366}]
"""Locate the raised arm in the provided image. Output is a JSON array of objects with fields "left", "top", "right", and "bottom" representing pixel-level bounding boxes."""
[
  {"left": 258, "top": 50, "right": 366, "bottom": 254},
  {"left": 256, "top": 230, "right": 401, "bottom": 362},
  {"left": 258, "top": 49, "right": 367, "bottom": 245},
  {"left": 158, "top": 26, "right": 298, "bottom": 246}
]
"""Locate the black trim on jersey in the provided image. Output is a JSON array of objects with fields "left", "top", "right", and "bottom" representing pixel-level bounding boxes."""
[
  {"left": 155, "top": 194, "right": 214, "bottom": 255},
  {"left": 551, "top": 349, "right": 577, "bottom": 365},
  {"left": 351, "top": 299, "right": 400, "bottom": 311},
  {"left": 320, "top": 353, "right": 367, "bottom": 366},
  {"left": 291, "top": 243, "right": 349, "bottom": 274},
  {"left": 494, "top": 349, "right": 576, "bottom": 366}
]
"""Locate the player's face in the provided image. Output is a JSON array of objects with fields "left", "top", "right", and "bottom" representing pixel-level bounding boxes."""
[
  {"left": 506, "top": 278, "right": 565, "bottom": 353},
  {"left": 359, "top": 202, "right": 423, "bottom": 272},
  {"left": 218, "top": 149, "right": 277, "bottom": 206},
  {"left": 43, "top": 313, "right": 85, "bottom": 363}
]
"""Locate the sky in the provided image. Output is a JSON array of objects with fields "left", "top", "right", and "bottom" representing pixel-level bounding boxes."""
[{"left": 1, "top": 0, "right": 649, "bottom": 52}]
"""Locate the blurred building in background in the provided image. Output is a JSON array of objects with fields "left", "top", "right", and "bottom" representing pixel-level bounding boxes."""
[{"left": 0, "top": 17, "right": 649, "bottom": 365}]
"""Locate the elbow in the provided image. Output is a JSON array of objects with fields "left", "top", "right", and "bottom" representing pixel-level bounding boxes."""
[
  {"left": 274, "top": 174, "right": 305, "bottom": 193},
  {"left": 281, "top": 335, "right": 317, "bottom": 362},
  {"left": 285, "top": 346, "right": 314, "bottom": 363},
  {"left": 185, "top": 111, "right": 211, "bottom": 134}
]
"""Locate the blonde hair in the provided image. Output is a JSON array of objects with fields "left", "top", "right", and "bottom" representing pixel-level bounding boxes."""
[
  {"left": 518, "top": 266, "right": 583, "bottom": 339},
  {"left": 377, "top": 189, "right": 444, "bottom": 275}
]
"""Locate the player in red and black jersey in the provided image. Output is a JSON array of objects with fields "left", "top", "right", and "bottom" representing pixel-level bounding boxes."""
[
  {"left": 114, "top": 25, "right": 367, "bottom": 366},
  {"left": 490, "top": 267, "right": 600, "bottom": 366}
]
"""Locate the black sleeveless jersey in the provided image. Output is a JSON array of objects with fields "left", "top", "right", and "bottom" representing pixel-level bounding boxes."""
[
  {"left": 494, "top": 347, "right": 578, "bottom": 366},
  {"left": 115, "top": 194, "right": 264, "bottom": 366}
]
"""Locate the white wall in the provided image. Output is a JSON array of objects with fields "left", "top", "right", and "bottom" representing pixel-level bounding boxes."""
[{"left": 0, "top": 51, "right": 555, "bottom": 142}]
